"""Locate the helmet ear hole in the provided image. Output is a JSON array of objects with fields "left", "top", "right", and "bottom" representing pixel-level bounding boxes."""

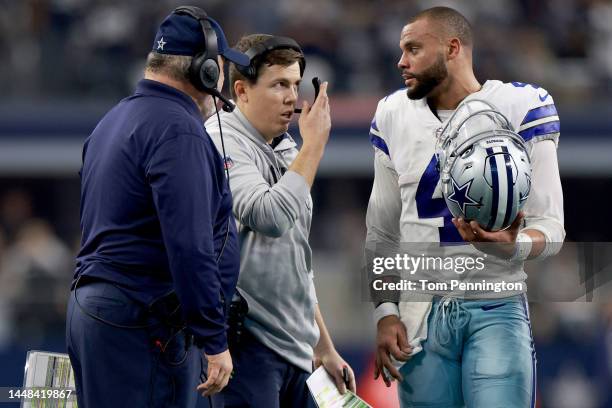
[{"left": 461, "top": 146, "right": 474, "bottom": 158}]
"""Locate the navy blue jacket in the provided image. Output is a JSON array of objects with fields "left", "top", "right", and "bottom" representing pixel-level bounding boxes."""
[{"left": 76, "top": 79, "right": 239, "bottom": 354}]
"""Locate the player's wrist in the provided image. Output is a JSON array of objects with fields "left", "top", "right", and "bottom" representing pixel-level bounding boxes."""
[
  {"left": 508, "top": 232, "right": 533, "bottom": 261},
  {"left": 374, "top": 302, "right": 400, "bottom": 325}
]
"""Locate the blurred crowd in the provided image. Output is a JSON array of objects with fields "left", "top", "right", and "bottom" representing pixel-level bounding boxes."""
[
  {"left": 2, "top": 0, "right": 612, "bottom": 105},
  {"left": 0, "top": 189, "right": 74, "bottom": 349}
]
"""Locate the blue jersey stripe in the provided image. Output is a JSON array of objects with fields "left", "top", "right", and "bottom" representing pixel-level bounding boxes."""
[
  {"left": 369, "top": 133, "right": 390, "bottom": 156},
  {"left": 521, "top": 104, "right": 558, "bottom": 125},
  {"left": 486, "top": 148, "right": 499, "bottom": 231},
  {"left": 370, "top": 118, "right": 379, "bottom": 132},
  {"left": 501, "top": 146, "right": 514, "bottom": 228},
  {"left": 519, "top": 120, "right": 560, "bottom": 141}
]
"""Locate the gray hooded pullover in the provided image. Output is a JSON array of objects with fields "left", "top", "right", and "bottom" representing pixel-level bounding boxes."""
[{"left": 206, "top": 107, "right": 319, "bottom": 372}]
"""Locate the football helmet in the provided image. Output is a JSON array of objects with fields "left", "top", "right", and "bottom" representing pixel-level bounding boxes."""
[{"left": 436, "top": 99, "right": 532, "bottom": 231}]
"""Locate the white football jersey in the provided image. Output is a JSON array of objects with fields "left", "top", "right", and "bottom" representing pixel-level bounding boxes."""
[{"left": 366, "top": 80, "right": 564, "bottom": 298}]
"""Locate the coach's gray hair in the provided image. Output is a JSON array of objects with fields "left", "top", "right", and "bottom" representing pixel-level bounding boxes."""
[{"left": 144, "top": 52, "right": 192, "bottom": 82}]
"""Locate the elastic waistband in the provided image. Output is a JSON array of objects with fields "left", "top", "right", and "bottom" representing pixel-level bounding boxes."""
[{"left": 432, "top": 293, "right": 525, "bottom": 305}]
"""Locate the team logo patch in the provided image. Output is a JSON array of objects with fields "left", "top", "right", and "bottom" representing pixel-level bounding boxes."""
[{"left": 223, "top": 156, "right": 234, "bottom": 170}]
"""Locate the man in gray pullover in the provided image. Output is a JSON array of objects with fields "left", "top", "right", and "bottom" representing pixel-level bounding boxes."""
[{"left": 206, "top": 34, "right": 355, "bottom": 407}]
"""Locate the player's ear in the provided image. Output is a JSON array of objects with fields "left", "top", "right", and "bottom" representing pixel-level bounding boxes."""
[{"left": 447, "top": 38, "right": 461, "bottom": 60}]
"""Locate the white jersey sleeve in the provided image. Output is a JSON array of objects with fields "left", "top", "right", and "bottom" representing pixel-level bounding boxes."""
[
  {"left": 366, "top": 98, "right": 402, "bottom": 249},
  {"left": 485, "top": 81, "right": 565, "bottom": 250},
  {"left": 366, "top": 100, "right": 403, "bottom": 308},
  {"left": 366, "top": 150, "right": 401, "bottom": 246},
  {"left": 501, "top": 82, "right": 565, "bottom": 248},
  {"left": 505, "top": 82, "right": 560, "bottom": 147},
  {"left": 522, "top": 140, "right": 566, "bottom": 251}
]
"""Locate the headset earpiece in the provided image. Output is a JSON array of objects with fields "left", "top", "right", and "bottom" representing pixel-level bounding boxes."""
[
  {"left": 173, "top": 6, "right": 220, "bottom": 93},
  {"left": 201, "top": 58, "right": 220, "bottom": 89},
  {"left": 171, "top": 6, "right": 235, "bottom": 111},
  {"left": 189, "top": 52, "right": 219, "bottom": 91}
]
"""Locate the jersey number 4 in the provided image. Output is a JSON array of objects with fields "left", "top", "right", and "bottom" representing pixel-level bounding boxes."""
[{"left": 415, "top": 155, "right": 464, "bottom": 244}]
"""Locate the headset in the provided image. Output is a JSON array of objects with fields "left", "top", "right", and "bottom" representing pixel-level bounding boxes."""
[
  {"left": 236, "top": 36, "right": 305, "bottom": 80},
  {"left": 173, "top": 6, "right": 235, "bottom": 112}
]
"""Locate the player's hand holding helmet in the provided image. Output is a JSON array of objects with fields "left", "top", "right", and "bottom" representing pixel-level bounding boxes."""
[{"left": 436, "top": 99, "right": 532, "bottom": 231}]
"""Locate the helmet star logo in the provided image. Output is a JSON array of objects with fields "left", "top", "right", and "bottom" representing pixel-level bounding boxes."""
[
  {"left": 157, "top": 37, "right": 166, "bottom": 51},
  {"left": 448, "top": 178, "right": 479, "bottom": 215}
]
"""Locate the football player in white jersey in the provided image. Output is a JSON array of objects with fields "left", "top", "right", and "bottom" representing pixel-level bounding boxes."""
[{"left": 366, "top": 7, "right": 565, "bottom": 407}]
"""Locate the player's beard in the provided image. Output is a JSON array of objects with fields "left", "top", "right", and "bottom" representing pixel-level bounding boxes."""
[{"left": 406, "top": 53, "right": 448, "bottom": 100}]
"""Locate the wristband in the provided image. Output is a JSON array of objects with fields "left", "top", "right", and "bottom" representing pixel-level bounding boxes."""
[
  {"left": 509, "top": 232, "right": 532, "bottom": 262},
  {"left": 373, "top": 302, "right": 400, "bottom": 325}
]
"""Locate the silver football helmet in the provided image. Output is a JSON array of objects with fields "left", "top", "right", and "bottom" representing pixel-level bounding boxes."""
[{"left": 436, "top": 99, "right": 532, "bottom": 231}]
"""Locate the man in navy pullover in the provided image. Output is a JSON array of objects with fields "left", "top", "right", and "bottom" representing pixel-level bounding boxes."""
[{"left": 66, "top": 7, "right": 248, "bottom": 407}]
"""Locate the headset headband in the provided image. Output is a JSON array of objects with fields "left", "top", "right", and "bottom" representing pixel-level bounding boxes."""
[
  {"left": 245, "top": 36, "right": 301, "bottom": 59},
  {"left": 238, "top": 36, "right": 305, "bottom": 79},
  {"left": 173, "top": 6, "right": 218, "bottom": 59}
]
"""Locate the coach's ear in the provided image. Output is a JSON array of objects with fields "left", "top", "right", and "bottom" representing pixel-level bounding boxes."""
[{"left": 234, "top": 80, "right": 249, "bottom": 103}]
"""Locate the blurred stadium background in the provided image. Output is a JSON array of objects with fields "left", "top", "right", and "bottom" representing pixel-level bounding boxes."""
[{"left": 1, "top": 0, "right": 611, "bottom": 406}]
